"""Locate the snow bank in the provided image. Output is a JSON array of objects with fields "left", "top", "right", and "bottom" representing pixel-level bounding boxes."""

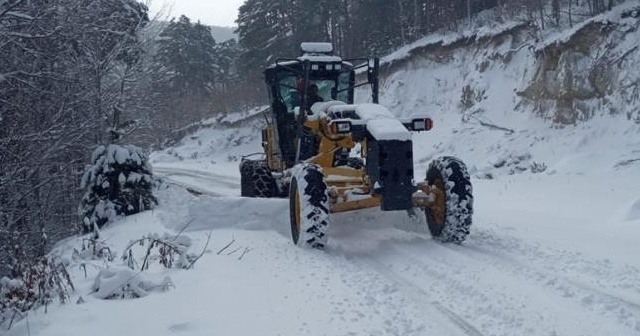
[
  {"left": 625, "top": 198, "right": 640, "bottom": 221},
  {"left": 382, "top": 21, "right": 526, "bottom": 64},
  {"left": 539, "top": 1, "right": 640, "bottom": 49},
  {"left": 92, "top": 267, "right": 173, "bottom": 299}
]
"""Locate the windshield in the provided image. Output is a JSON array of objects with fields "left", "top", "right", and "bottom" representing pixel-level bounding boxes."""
[
  {"left": 277, "top": 76, "right": 299, "bottom": 113},
  {"left": 277, "top": 71, "right": 352, "bottom": 113}
]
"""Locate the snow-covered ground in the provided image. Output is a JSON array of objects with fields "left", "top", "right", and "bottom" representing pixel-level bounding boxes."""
[
  {"left": 9, "top": 100, "right": 639, "bottom": 335},
  {"left": 7, "top": 4, "right": 640, "bottom": 334}
]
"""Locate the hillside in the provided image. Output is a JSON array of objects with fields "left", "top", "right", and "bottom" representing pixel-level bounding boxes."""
[
  {"left": 370, "top": 1, "right": 640, "bottom": 177},
  {"left": 379, "top": 2, "right": 640, "bottom": 125},
  {"left": 5, "top": 2, "right": 640, "bottom": 336}
]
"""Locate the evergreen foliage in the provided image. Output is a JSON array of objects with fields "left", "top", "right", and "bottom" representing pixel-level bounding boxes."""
[
  {"left": 235, "top": 0, "right": 296, "bottom": 83},
  {"left": 79, "top": 145, "right": 157, "bottom": 234},
  {"left": 149, "top": 15, "right": 242, "bottom": 129},
  {"left": 153, "top": 15, "right": 218, "bottom": 95},
  {"left": 235, "top": 0, "right": 625, "bottom": 82}
]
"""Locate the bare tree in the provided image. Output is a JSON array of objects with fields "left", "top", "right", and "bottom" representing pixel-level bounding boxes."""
[{"left": 0, "top": 0, "right": 149, "bottom": 276}]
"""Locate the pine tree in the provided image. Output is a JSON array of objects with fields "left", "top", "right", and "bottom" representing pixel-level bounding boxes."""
[
  {"left": 150, "top": 15, "right": 219, "bottom": 126},
  {"left": 290, "top": 0, "right": 331, "bottom": 47},
  {"left": 215, "top": 39, "right": 242, "bottom": 90},
  {"left": 153, "top": 16, "right": 217, "bottom": 93},
  {"left": 236, "top": 0, "right": 296, "bottom": 81},
  {"left": 349, "top": 0, "right": 404, "bottom": 56},
  {"left": 79, "top": 144, "right": 157, "bottom": 234}
]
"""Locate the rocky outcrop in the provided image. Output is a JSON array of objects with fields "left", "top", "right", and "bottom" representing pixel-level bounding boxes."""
[
  {"left": 519, "top": 14, "right": 640, "bottom": 124},
  {"left": 377, "top": 5, "right": 640, "bottom": 125}
]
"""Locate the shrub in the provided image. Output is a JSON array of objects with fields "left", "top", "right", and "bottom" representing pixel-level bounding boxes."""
[
  {"left": 0, "top": 256, "right": 74, "bottom": 328},
  {"left": 79, "top": 144, "right": 158, "bottom": 234}
]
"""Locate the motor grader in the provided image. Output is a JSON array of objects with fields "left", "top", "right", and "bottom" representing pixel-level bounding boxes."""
[{"left": 240, "top": 43, "right": 473, "bottom": 248}]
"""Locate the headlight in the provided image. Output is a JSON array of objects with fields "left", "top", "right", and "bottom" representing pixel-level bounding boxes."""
[{"left": 332, "top": 121, "right": 352, "bottom": 134}]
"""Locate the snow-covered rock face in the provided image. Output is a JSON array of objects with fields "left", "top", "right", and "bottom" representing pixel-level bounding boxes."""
[
  {"left": 361, "top": 5, "right": 640, "bottom": 177},
  {"left": 377, "top": 2, "right": 640, "bottom": 126},
  {"left": 522, "top": 18, "right": 640, "bottom": 124}
]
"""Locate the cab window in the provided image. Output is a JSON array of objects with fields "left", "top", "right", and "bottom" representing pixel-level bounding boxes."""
[
  {"left": 336, "top": 71, "right": 350, "bottom": 102},
  {"left": 278, "top": 76, "right": 299, "bottom": 113}
]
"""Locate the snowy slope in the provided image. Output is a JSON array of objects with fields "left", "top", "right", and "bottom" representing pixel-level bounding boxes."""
[{"left": 8, "top": 6, "right": 640, "bottom": 336}]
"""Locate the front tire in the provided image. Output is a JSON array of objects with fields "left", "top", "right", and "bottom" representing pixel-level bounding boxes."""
[
  {"left": 289, "top": 163, "right": 329, "bottom": 249},
  {"left": 425, "top": 156, "right": 473, "bottom": 243}
]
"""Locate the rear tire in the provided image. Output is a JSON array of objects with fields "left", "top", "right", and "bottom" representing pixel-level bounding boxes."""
[
  {"left": 425, "top": 156, "right": 473, "bottom": 243},
  {"left": 289, "top": 163, "right": 329, "bottom": 249},
  {"left": 240, "top": 159, "right": 277, "bottom": 198}
]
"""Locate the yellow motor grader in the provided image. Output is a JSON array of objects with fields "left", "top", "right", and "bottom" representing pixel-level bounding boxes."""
[{"left": 240, "top": 43, "right": 473, "bottom": 248}]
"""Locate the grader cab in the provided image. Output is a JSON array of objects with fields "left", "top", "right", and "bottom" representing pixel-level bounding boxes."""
[{"left": 240, "top": 43, "right": 473, "bottom": 248}]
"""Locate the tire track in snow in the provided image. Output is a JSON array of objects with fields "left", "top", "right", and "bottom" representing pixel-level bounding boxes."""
[
  {"left": 356, "top": 255, "right": 485, "bottom": 336},
  {"left": 158, "top": 178, "right": 223, "bottom": 197},
  {"left": 469, "top": 227, "right": 640, "bottom": 296},
  {"left": 154, "top": 166, "right": 240, "bottom": 196},
  {"left": 371, "top": 238, "right": 640, "bottom": 336},
  {"left": 463, "top": 228, "right": 640, "bottom": 333},
  {"left": 154, "top": 167, "right": 240, "bottom": 188}
]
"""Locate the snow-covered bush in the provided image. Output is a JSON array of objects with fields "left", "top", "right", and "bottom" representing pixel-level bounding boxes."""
[
  {"left": 122, "top": 233, "right": 195, "bottom": 271},
  {"left": 0, "top": 257, "right": 74, "bottom": 327},
  {"left": 72, "top": 238, "right": 116, "bottom": 262},
  {"left": 79, "top": 144, "right": 158, "bottom": 233},
  {"left": 92, "top": 267, "right": 172, "bottom": 300}
]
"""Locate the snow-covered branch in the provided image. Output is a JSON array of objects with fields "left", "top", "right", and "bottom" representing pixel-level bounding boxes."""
[{"left": 0, "top": 0, "right": 25, "bottom": 19}]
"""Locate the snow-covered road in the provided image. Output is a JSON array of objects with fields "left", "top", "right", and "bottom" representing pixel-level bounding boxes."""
[
  {"left": 154, "top": 166, "right": 241, "bottom": 197},
  {"left": 142, "top": 163, "right": 640, "bottom": 336}
]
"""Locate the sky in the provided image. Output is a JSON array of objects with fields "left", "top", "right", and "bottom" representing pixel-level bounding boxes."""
[{"left": 149, "top": 0, "right": 244, "bottom": 27}]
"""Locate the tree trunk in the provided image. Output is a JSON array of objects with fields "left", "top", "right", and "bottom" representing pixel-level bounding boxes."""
[
  {"left": 552, "top": 0, "right": 560, "bottom": 26},
  {"left": 538, "top": 0, "right": 545, "bottom": 30},
  {"left": 568, "top": 0, "right": 573, "bottom": 27},
  {"left": 413, "top": 0, "right": 419, "bottom": 38},
  {"left": 94, "top": 70, "right": 103, "bottom": 144},
  {"left": 397, "top": 0, "right": 407, "bottom": 44}
]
